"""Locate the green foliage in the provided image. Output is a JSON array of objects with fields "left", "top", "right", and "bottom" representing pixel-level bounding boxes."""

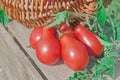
[
  {"left": 108, "top": 16, "right": 120, "bottom": 41},
  {"left": 95, "top": 5, "right": 107, "bottom": 25},
  {"left": 106, "top": 0, "right": 120, "bottom": 22},
  {"left": 68, "top": 0, "right": 120, "bottom": 80},
  {"left": 0, "top": 6, "right": 9, "bottom": 27}
]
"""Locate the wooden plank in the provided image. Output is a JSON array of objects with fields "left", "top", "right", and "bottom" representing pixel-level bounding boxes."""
[
  {"left": 8, "top": 21, "right": 73, "bottom": 80},
  {"left": 8, "top": 20, "right": 120, "bottom": 80},
  {"left": 0, "top": 24, "right": 43, "bottom": 80}
]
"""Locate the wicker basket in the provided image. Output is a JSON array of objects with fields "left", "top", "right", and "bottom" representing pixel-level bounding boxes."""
[{"left": 0, "top": 0, "right": 98, "bottom": 28}]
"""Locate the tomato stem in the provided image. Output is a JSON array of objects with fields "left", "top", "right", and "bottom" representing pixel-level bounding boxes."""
[
  {"left": 46, "top": 10, "right": 91, "bottom": 29},
  {"left": 56, "top": 30, "right": 63, "bottom": 39}
]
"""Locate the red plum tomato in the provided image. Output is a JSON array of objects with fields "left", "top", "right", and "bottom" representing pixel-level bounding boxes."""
[
  {"left": 36, "top": 27, "right": 61, "bottom": 65},
  {"left": 60, "top": 33, "right": 89, "bottom": 70},
  {"left": 74, "top": 25, "right": 103, "bottom": 57}
]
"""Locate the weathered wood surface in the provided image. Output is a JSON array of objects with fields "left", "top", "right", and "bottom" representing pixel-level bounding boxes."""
[
  {"left": 8, "top": 21, "right": 73, "bottom": 80},
  {"left": 0, "top": 24, "right": 43, "bottom": 80},
  {"left": 4, "top": 20, "right": 120, "bottom": 80}
]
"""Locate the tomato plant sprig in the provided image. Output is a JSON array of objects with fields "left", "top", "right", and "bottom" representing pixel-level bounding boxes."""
[{"left": 46, "top": 10, "right": 88, "bottom": 29}]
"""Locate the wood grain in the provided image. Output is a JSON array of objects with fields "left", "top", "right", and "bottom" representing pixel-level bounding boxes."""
[{"left": 0, "top": 24, "right": 43, "bottom": 80}]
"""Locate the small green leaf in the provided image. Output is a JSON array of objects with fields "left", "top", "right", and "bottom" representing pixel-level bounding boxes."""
[
  {"left": 69, "top": 77, "right": 76, "bottom": 80},
  {"left": 97, "top": 36, "right": 113, "bottom": 46},
  {"left": 0, "top": 6, "right": 9, "bottom": 27},
  {"left": 113, "top": 19, "right": 120, "bottom": 40},
  {"left": 93, "top": 75, "right": 102, "bottom": 80},
  {"left": 77, "top": 76, "right": 84, "bottom": 80},
  {"left": 108, "top": 52, "right": 120, "bottom": 57},
  {"left": 92, "top": 64, "right": 107, "bottom": 74},
  {"left": 95, "top": 5, "right": 107, "bottom": 25},
  {"left": 74, "top": 73, "right": 79, "bottom": 78},
  {"left": 106, "top": 66, "right": 115, "bottom": 79},
  {"left": 47, "top": 11, "right": 70, "bottom": 28},
  {"left": 3, "top": 14, "right": 9, "bottom": 26},
  {"left": 77, "top": 69, "right": 88, "bottom": 74},
  {"left": 98, "top": 33, "right": 111, "bottom": 42}
]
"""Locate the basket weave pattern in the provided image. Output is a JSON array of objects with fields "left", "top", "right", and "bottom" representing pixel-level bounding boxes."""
[{"left": 0, "top": 0, "right": 98, "bottom": 28}]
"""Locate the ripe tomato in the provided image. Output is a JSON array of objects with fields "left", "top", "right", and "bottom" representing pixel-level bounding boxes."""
[
  {"left": 59, "top": 22, "right": 73, "bottom": 32},
  {"left": 29, "top": 26, "right": 44, "bottom": 49},
  {"left": 74, "top": 25, "right": 103, "bottom": 57},
  {"left": 36, "top": 27, "right": 61, "bottom": 65},
  {"left": 60, "top": 33, "right": 89, "bottom": 70}
]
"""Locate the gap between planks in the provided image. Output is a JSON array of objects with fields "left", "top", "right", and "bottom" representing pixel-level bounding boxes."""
[
  {"left": 13, "top": 36, "right": 48, "bottom": 80},
  {"left": 4, "top": 23, "right": 48, "bottom": 80},
  {"left": 0, "top": 24, "right": 44, "bottom": 80}
]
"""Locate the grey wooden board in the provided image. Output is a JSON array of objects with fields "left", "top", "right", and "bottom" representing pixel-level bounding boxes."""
[
  {"left": 8, "top": 21, "right": 73, "bottom": 80},
  {"left": 0, "top": 24, "right": 43, "bottom": 80},
  {"left": 8, "top": 21, "right": 120, "bottom": 80}
]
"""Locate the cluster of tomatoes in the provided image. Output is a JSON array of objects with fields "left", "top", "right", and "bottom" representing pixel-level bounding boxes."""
[{"left": 29, "top": 22, "right": 103, "bottom": 70}]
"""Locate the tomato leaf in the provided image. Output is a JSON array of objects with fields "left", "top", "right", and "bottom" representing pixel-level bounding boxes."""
[
  {"left": 93, "top": 75, "right": 102, "bottom": 80},
  {"left": 98, "top": 57, "right": 114, "bottom": 68},
  {"left": 47, "top": 11, "right": 70, "bottom": 28},
  {"left": 97, "top": 36, "right": 113, "bottom": 46},
  {"left": 0, "top": 6, "right": 9, "bottom": 27},
  {"left": 106, "top": 66, "right": 115, "bottom": 79},
  {"left": 47, "top": 10, "right": 88, "bottom": 29},
  {"left": 95, "top": 5, "right": 107, "bottom": 25},
  {"left": 91, "top": 64, "right": 107, "bottom": 74},
  {"left": 106, "top": 0, "right": 120, "bottom": 22},
  {"left": 110, "top": 17, "right": 120, "bottom": 41},
  {"left": 98, "top": 33, "right": 111, "bottom": 42},
  {"left": 69, "top": 77, "right": 76, "bottom": 80},
  {"left": 73, "top": 72, "right": 79, "bottom": 78}
]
